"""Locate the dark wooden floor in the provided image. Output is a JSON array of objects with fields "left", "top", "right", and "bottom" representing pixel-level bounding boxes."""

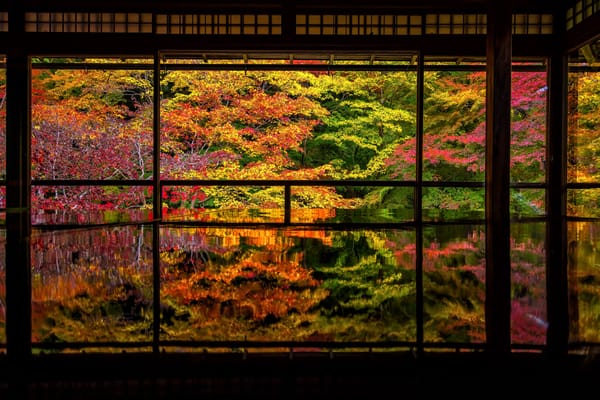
[{"left": 0, "top": 351, "right": 598, "bottom": 399}]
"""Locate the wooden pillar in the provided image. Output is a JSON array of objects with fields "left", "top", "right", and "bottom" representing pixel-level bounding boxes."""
[
  {"left": 546, "top": 12, "right": 569, "bottom": 356},
  {"left": 6, "top": 8, "right": 32, "bottom": 358},
  {"left": 5, "top": 6, "right": 32, "bottom": 398},
  {"left": 485, "top": 1, "right": 512, "bottom": 355}
]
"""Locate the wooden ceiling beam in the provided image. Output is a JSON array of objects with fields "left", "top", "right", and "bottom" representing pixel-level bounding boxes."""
[{"left": 14, "top": 0, "right": 567, "bottom": 14}]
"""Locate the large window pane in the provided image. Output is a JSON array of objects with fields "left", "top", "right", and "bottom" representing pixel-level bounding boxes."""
[
  {"left": 159, "top": 226, "right": 416, "bottom": 348},
  {"left": 568, "top": 188, "right": 600, "bottom": 218},
  {"left": 31, "top": 225, "right": 154, "bottom": 352},
  {"left": 291, "top": 185, "right": 414, "bottom": 224},
  {"left": 567, "top": 221, "right": 600, "bottom": 344},
  {"left": 510, "top": 221, "right": 547, "bottom": 346},
  {"left": 422, "top": 224, "right": 486, "bottom": 344},
  {"left": 423, "top": 65, "right": 486, "bottom": 183},
  {"left": 159, "top": 60, "right": 417, "bottom": 184},
  {"left": 162, "top": 184, "right": 284, "bottom": 223},
  {"left": 510, "top": 188, "right": 546, "bottom": 218},
  {"left": 422, "top": 187, "right": 485, "bottom": 222},
  {"left": 511, "top": 68, "right": 547, "bottom": 184},
  {"left": 31, "top": 58, "right": 153, "bottom": 181},
  {"left": 31, "top": 185, "right": 153, "bottom": 225},
  {"left": 568, "top": 69, "right": 600, "bottom": 185}
]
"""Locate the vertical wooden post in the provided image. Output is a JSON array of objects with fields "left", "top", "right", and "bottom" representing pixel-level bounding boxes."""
[
  {"left": 546, "top": 12, "right": 569, "bottom": 357},
  {"left": 485, "top": 1, "right": 512, "bottom": 355},
  {"left": 6, "top": 6, "right": 32, "bottom": 398}
]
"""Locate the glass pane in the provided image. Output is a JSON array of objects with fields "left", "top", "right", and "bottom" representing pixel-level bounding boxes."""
[
  {"left": 510, "top": 188, "right": 546, "bottom": 218},
  {"left": 162, "top": 185, "right": 284, "bottom": 223},
  {"left": 568, "top": 70, "right": 600, "bottom": 184},
  {"left": 31, "top": 59, "right": 153, "bottom": 180},
  {"left": 511, "top": 70, "right": 547, "bottom": 184},
  {"left": 31, "top": 185, "right": 153, "bottom": 225},
  {"left": 423, "top": 67, "right": 486, "bottom": 182},
  {"left": 0, "top": 229, "right": 4, "bottom": 345},
  {"left": 511, "top": 221, "right": 547, "bottom": 345},
  {"left": 0, "top": 56, "right": 5, "bottom": 179},
  {"left": 0, "top": 51, "right": 4, "bottom": 324},
  {"left": 31, "top": 225, "right": 154, "bottom": 351},
  {"left": 160, "top": 227, "right": 416, "bottom": 349},
  {"left": 422, "top": 224, "right": 486, "bottom": 344},
  {"left": 568, "top": 188, "right": 600, "bottom": 218},
  {"left": 422, "top": 187, "right": 485, "bottom": 222},
  {"left": 160, "top": 62, "right": 417, "bottom": 182},
  {"left": 291, "top": 185, "right": 414, "bottom": 224},
  {"left": 568, "top": 221, "right": 600, "bottom": 343}
]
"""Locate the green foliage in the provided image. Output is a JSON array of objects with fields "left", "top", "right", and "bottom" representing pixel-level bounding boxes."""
[
  {"left": 566, "top": 71, "right": 600, "bottom": 216},
  {"left": 307, "top": 70, "right": 414, "bottom": 181}
]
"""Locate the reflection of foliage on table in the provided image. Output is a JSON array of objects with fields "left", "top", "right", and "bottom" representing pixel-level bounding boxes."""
[
  {"left": 306, "top": 230, "right": 417, "bottom": 342},
  {"left": 159, "top": 226, "right": 329, "bottom": 342},
  {"left": 0, "top": 262, "right": 4, "bottom": 343},
  {"left": 157, "top": 228, "right": 421, "bottom": 343},
  {"left": 567, "top": 222, "right": 600, "bottom": 343},
  {"left": 422, "top": 225, "right": 486, "bottom": 344},
  {"left": 30, "top": 226, "right": 154, "bottom": 346},
  {"left": 26, "top": 224, "right": 551, "bottom": 347},
  {"left": 510, "top": 223, "right": 547, "bottom": 345}
]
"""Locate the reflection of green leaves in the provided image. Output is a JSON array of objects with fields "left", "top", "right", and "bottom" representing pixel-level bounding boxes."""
[
  {"left": 309, "top": 230, "right": 416, "bottom": 341},
  {"left": 422, "top": 269, "right": 485, "bottom": 342}
]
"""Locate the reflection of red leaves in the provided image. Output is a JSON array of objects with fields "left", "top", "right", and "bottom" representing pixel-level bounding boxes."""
[{"left": 161, "top": 253, "right": 325, "bottom": 321}]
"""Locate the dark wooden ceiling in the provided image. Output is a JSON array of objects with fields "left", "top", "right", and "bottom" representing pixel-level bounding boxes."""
[
  {"left": 13, "top": 0, "right": 572, "bottom": 14},
  {"left": 3, "top": 0, "right": 597, "bottom": 63}
]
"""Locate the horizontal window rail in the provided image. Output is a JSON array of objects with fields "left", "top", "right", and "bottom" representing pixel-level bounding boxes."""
[
  {"left": 22, "top": 341, "right": 551, "bottom": 354},
  {"left": 28, "top": 340, "right": 491, "bottom": 352}
]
